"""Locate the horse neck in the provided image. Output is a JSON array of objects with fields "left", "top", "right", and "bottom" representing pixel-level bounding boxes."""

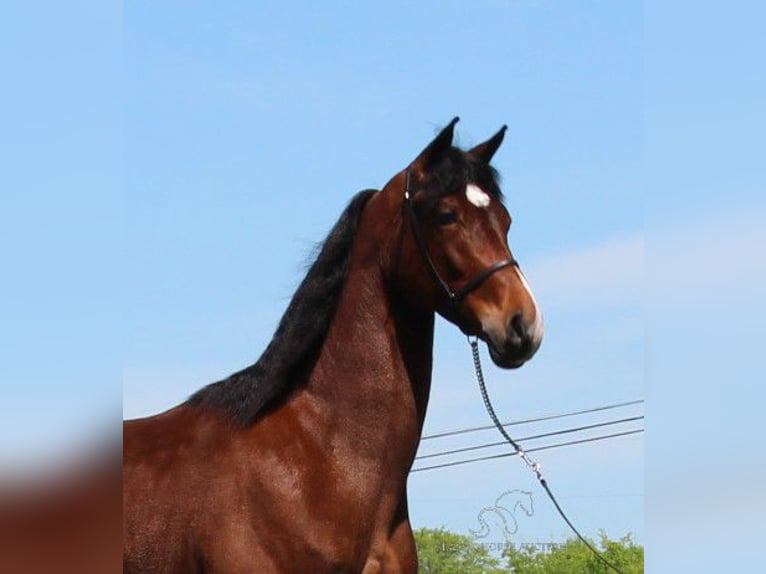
[{"left": 306, "top": 192, "right": 434, "bottom": 470}]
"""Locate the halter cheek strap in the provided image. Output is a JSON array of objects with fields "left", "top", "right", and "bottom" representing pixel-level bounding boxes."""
[{"left": 403, "top": 169, "right": 518, "bottom": 305}]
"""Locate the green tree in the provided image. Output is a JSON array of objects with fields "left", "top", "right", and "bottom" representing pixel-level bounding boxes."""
[
  {"left": 414, "top": 527, "right": 506, "bottom": 574},
  {"left": 503, "top": 531, "right": 643, "bottom": 573}
]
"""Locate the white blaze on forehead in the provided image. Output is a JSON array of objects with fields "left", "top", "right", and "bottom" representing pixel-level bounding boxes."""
[{"left": 465, "top": 184, "right": 491, "bottom": 208}]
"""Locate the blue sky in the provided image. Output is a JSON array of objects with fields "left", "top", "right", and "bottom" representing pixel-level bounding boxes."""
[
  {"left": 8, "top": 1, "right": 766, "bottom": 568},
  {"left": 643, "top": 2, "right": 766, "bottom": 570},
  {"left": 122, "top": 0, "right": 643, "bottom": 546}
]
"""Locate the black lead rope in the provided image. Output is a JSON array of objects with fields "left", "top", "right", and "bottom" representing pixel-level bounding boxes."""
[{"left": 469, "top": 337, "right": 624, "bottom": 574}]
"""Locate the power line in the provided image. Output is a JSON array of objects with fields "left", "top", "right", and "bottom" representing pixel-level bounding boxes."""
[
  {"left": 410, "top": 428, "right": 643, "bottom": 473},
  {"left": 420, "top": 399, "right": 643, "bottom": 441},
  {"left": 415, "top": 415, "right": 644, "bottom": 461}
]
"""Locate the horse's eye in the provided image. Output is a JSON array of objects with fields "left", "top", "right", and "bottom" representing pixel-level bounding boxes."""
[{"left": 436, "top": 210, "right": 458, "bottom": 226}]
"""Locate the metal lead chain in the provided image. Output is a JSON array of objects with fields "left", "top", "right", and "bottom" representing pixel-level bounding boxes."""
[{"left": 468, "top": 336, "right": 543, "bottom": 481}]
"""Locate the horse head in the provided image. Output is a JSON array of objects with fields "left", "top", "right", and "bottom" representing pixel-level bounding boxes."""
[{"left": 384, "top": 118, "right": 543, "bottom": 368}]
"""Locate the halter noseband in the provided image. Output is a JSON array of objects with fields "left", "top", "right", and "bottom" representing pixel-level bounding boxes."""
[{"left": 402, "top": 168, "right": 518, "bottom": 305}]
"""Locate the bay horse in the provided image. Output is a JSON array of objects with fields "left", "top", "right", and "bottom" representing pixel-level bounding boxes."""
[{"left": 123, "top": 118, "right": 543, "bottom": 574}]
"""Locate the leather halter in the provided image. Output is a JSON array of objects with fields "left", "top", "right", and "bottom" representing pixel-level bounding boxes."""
[{"left": 402, "top": 169, "right": 518, "bottom": 305}]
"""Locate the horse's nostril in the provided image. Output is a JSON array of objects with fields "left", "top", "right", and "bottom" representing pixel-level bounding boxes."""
[{"left": 510, "top": 312, "right": 526, "bottom": 340}]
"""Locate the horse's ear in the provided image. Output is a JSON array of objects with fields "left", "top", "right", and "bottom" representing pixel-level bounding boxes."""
[
  {"left": 469, "top": 125, "right": 507, "bottom": 164},
  {"left": 410, "top": 117, "right": 459, "bottom": 176}
]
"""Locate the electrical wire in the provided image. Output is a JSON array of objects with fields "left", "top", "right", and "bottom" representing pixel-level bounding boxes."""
[
  {"left": 420, "top": 399, "right": 643, "bottom": 441},
  {"left": 410, "top": 428, "right": 643, "bottom": 473},
  {"left": 415, "top": 415, "right": 644, "bottom": 461}
]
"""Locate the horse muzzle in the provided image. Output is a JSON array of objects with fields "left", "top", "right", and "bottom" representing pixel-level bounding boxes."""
[{"left": 484, "top": 311, "right": 543, "bottom": 369}]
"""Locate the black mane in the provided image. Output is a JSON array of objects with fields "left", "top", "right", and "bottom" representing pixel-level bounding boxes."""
[{"left": 188, "top": 189, "right": 377, "bottom": 425}]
